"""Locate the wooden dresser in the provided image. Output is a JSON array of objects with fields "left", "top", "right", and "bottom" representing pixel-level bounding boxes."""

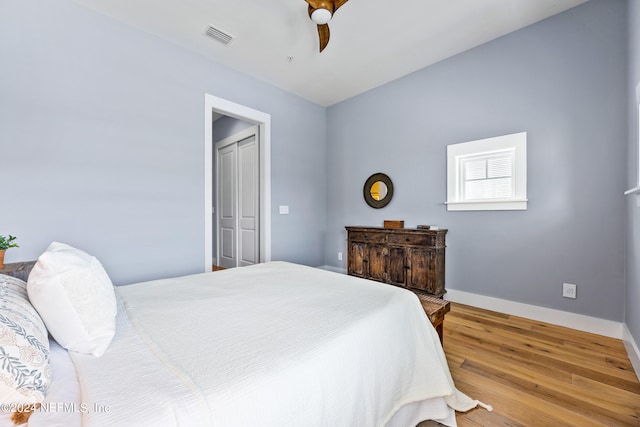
[
  {"left": 345, "top": 227, "right": 447, "bottom": 298},
  {"left": 346, "top": 226, "right": 447, "bottom": 297}
]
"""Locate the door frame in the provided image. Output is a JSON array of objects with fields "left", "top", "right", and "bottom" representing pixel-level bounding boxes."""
[{"left": 204, "top": 94, "right": 271, "bottom": 272}]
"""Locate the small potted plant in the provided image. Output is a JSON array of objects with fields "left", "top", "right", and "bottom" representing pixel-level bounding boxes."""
[{"left": 0, "top": 235, "right": 19, "bottom": 269}]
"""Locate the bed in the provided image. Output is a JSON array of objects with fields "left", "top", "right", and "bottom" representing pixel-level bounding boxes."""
[{"left": 0, "top": 243, "right": 488, "bottom": 427}]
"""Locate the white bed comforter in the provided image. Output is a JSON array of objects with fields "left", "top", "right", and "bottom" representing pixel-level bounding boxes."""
[{"left": 69, "top": 262, "right": 481, "bottom": 427}]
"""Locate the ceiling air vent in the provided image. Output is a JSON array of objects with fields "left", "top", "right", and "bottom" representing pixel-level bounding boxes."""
[{"left": 204, "top": 25, "right": 234, "bottom": 46}]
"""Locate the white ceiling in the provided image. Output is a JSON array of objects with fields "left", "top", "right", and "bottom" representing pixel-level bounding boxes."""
[{"left": 72, "top": 0, "right": 588, "bottom": 107}]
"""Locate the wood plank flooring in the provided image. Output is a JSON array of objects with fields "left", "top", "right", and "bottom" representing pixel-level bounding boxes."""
[{"left": 419, "top": 303, "right": 640, "bottom": 427}]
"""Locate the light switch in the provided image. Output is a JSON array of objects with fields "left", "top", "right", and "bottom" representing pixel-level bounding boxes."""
[{"left": 279, "top": 205, "right": 289, "bottom": 215}]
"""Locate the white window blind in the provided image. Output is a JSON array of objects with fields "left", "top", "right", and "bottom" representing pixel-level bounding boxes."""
[{"left": 461, "top": 151, "right": 514, "bottom": 201}]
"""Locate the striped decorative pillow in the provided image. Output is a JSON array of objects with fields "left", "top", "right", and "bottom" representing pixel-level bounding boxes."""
[{"left": 0, "top": 274, "right": 50, "bottom": 405}]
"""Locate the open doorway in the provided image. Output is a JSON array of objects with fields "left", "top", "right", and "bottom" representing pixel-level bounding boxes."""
[{"left": 204, "top": 94, "right": 271, "bottom": 272}]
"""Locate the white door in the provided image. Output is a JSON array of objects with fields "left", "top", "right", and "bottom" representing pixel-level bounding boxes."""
[
  {"left": 215, "top": 126, "right": 259, "bottom": 268},
  {"left": 217, "top": 143, "right": 237, "bottom": 268},
  {"left": 237, "top": 136, "right": 259, "bottom": 266}
]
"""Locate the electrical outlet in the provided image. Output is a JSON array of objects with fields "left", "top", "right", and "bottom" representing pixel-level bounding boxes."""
[
  {"left": 337, "top": 252, "right": 342, "bottom": 261},
  {"left": 562, "top": 283, "right": 577, "bottom": 299}
]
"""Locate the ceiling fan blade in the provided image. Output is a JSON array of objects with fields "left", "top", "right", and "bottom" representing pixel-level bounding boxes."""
[
  {"left": 317, "top": 24, "right": 330, "bottom": 52},
  {"left": 334, "top": 0, "right": 349, "bottom": 12},
  {"left": 305, "top": 0, "right": 333, "bottom": 11},
  {"left": 305, "top": 0, "right": 346, "bottom": 52}
]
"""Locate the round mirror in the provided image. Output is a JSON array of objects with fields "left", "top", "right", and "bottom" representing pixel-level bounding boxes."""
[
  {"left": 370, "top": 181, "right": 388, "bottom": 201},
  {"left": 363, "top": 173, "right": 394, "bottom": 208}
]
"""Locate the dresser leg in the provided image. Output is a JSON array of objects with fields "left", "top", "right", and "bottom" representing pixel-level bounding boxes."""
[{"left": 435, "top": 322, "right": 444, "bottom": 344}]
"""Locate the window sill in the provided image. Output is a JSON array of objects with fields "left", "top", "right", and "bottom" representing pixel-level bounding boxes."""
[
  {"left": 626, "top": 186, "right": 640, "bottom": 207},
  {"left": 624, "top": 186, "right": 640, "bottom": 196},
  {"left": 445, "top": 199, "right": 528, "bottom": 211}
]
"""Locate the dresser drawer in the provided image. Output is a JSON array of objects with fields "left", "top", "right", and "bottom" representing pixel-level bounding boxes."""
[
  {"left": 348, "top": 231, "right": 386, "bottom": 243},
  {"left": 387, "top": 233, "right": 436, "bottom": 246}
]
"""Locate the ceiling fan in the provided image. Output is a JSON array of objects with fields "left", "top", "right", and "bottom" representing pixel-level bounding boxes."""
[{"left": 304, "top": 0, "right": 350, "bottom": 52}]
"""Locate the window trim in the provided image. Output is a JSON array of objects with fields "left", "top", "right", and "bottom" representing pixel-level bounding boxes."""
[
  {"left": 625, "top": 83, "right": 640, "bottom": 197},
  {"left": 446, "top": 132, "right": 527, "bottom": 211}
]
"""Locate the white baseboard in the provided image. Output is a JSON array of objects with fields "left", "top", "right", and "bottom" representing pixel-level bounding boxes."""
[
  {"left": 317, "top": 265, "right": 347, "bottom": 274},
  {"left": 623, "top": 324, "right": 640, "bottom": 382},
  {"left": 445, "top": 289, "right": 624, "bottom": 338}
]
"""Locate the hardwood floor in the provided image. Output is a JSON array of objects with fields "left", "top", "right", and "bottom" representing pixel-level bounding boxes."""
[{"left": 420, "top": 303, "right": 640, "bottom": 427}]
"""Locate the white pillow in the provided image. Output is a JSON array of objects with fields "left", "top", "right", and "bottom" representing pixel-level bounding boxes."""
[
  {"left": 27, "top": 242, "right": 117, "bottom": 357},
  {"left": 0, "top": 274, "right": 51, "bottom": 405}
]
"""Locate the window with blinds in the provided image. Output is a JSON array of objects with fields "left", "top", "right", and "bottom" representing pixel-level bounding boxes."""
[
  {"left": 461, "top": 150, "right": 515, "bottom": 201},
  {"left": 447, "top": 132, "right": 527, "bottom": 211}
]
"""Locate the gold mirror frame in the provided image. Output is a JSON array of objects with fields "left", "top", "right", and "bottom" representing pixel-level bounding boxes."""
[{"left": 363, "top": 173, "right": 394, "bottom": 209}]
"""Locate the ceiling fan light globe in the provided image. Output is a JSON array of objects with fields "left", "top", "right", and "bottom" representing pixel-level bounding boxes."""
[{"left": 311, "top": 8, "right": 332, "bottom": 24}]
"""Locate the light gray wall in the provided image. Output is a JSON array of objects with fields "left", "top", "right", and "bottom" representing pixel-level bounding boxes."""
[
  {"left": 212, "top": 116, "right": 254, "bottom": 144},
  {"left": 0, "top": 0, "right": 327, "bottom": 284},
  {"left": 325, "top": 0, "right": 628, "bottom": 321},
  {"left": 626, "top": 0, "right": 640, "bottom": 346}
]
